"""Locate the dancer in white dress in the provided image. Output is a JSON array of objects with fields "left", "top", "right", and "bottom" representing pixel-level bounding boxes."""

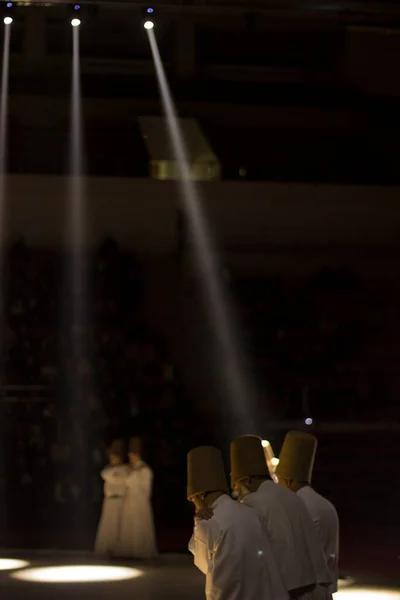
[
  {"left": 94, "top": 440, "right": 130, "bottom": 556},
  {"left": 230, "top": 435, "right": 332, "bottom": 600},
  {"left": 118, "top": 437, "right": 157, "bottom": 558},
  {"left": 276, "top": 431, "right": 340, "bottom": 595},
  {"left": 187, "top": 445, "right": 288, "bottom": 600}
]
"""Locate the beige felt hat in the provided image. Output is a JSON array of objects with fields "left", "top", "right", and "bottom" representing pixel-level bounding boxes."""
[
  {"left": 109, "top": 439, "right": 124, "bottom": 458},
  {"left": 187, "top": 446, "right": 228, "bottom": 499},
  {"left": 129, "top": 437, "right": 142, "bottom": 455},
  {"left": 230, "top": 435, "right": 269, "bottom": 487},
  {"left": 276, "top": 431, "right": 317, "bottom": 484}
]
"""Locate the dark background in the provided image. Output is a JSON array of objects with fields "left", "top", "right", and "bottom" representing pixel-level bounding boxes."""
[{"left": 0, "top": 0, "right": 398, "bottom": 579}]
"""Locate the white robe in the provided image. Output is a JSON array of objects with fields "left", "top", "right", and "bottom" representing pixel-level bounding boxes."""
[
  {"left": 117, "top": 462, "right": 157, "bottom": 558},
  {"left": 94, "top": 464, "right": 130, "bottom": 555},
  {"left": 297, "top": 486, "right": 339, "bottom": 594},
  {"left": 189, "top": 494, "right": 288, "bottom": 600},
  {"left": 243, "top": 481, "right": 332, "bottom": 600}
]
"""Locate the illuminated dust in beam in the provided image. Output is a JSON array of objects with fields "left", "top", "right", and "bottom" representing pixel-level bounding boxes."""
[
  {"left": 147, "top": 29, "right": 258, "bottom": 435},
  {"left": 0, "top": 20, "right": 12, "bottom": 547},
  {"left": 0, "top": 23, "right": 10, "bottom": 180},
  {"left": 0, "top": 22, "right": 11, "bottom": 239},
  {"left": 59, "top": 23, "right": 94, "bottom": 520},
  {"left": 68, "top": 25, "right": 86, "bottom": 341}
]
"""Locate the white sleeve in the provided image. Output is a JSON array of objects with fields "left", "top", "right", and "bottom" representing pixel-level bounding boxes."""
[
  {"left": 308, "top": 508, "right": 322, "bottom": 536},
  {"left": 126, "top": 466, "right": 153, "bottom": 498},
  {"left": 243, "top": 495, "right": 272, "bottom": 541},
  {"left": 138, "top": 467, "right": 153, "bottom": 499},
  {"left": 189, "top": 518, "right": 220, "bottom": 575},
  {"left": 100, "top": 466, "right": 127, "bottom": 483}
]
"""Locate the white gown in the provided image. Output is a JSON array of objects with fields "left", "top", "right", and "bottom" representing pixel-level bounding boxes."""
[
  {"left": 189, "top": 494, "right": 288, "bottom": 600},
  {"left": 243, "top": 481, "right": 332, "bottom": 600},
  {"left": 117, "top": 462, "right": 157, "bottom": 558},
  {"left": 297, "top": 486, "right": 339, "bottom": 594},
  {"left": 94, "top": 464, "right": 130, "bottom": 555}
]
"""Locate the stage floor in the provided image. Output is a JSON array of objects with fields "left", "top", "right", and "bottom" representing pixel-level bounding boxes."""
[
  {"left": 1, "top": 552, "right": 399, "bottom": 600},
  {"left": 1, "top": 553, "right": 205, "bottom": 600}
]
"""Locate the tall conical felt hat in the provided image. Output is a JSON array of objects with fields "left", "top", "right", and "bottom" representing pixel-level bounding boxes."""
[
  {"left": 187, "top": 446, "right": 228, "bottom": 499},
  {"left": 109, "top": 439, "right": 124, "bottom": 458},
  {"left": 230, "top": 435, "right": 269, "bottom": 487},
  {"left": 129, "top": 437, "right": 142, "bottom": 455},
  {"left": 276, "top": 431, "right": 317, "bottom": 484}
]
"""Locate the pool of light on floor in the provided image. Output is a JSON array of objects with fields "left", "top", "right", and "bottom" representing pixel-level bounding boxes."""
[
  {"left": 0, "top": 559, "right": 30, "bottom": 571},
  {"left": 335, "top": 590, "right": 400, "bottom": 599},
  {"left": 336, "top": 577, "right": 400, "bottom": 598},
  {"left": 11, "top": 565, "right": 144, "bottom": 583}
]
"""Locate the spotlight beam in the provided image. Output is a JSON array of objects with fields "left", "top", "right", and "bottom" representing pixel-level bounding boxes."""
[
  {"left": 59, "top": 13, "right": 94, "bottom": 537},
  {"left": 0, "top": 0, "right": 12, "bottom": 546},
  {"left": 147, "top": 29, "right": 258, "bottom": 436},
  {"left": 0, "top": 11, "right": 11, "bottom": 172}
]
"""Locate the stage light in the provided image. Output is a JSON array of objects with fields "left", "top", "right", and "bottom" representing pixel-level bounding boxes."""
[
  {"left": 142, "top": 6, "right": 155, "bottom": 29},
  {"left": 0, "top": 558, "right": 29, "bottom": 571},
  {"left": 261, "top": 440, "right": 270, "bottom": 448},
  {"left": 11, "top": 565, "right": 144, "bottom": 583},
  {"left": 271, "top": 457, "right": 279, "bottom": 467},
  {"left": 3, "top": 0, "right": 14, "bottom": 22},
  {"left": 69, "top": 2, "right": 82, "bottom": 25},
  {"left": 305, "top": 417, "right": 313, "bottom": 425}
]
